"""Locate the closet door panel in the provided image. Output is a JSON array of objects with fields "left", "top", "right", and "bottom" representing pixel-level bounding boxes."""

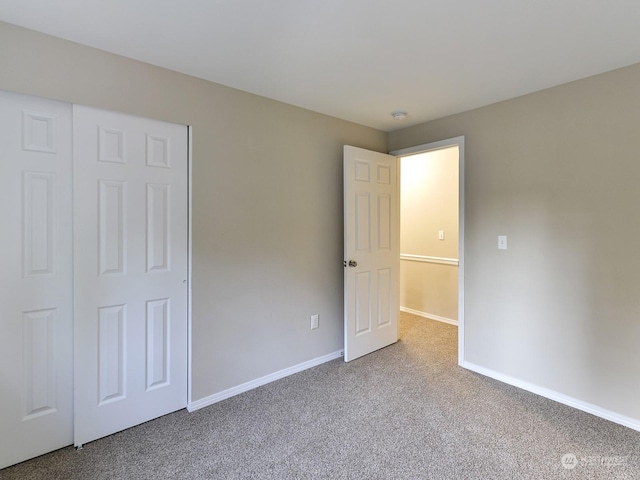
[
  {"left": 0, "top": 90, "right": 73, "bottom": 469},
  {"left": 73, "top": 106, "right": 188, "bottom": 447}
]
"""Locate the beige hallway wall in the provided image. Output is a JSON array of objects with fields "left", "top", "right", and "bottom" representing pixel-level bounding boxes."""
[{"left": 400, "top": 148, "right": 458, "bottom": 321}]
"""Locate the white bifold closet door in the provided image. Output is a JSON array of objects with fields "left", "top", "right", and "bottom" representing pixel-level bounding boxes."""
[
  {"left": 0, "top": 91, "right": 188, "bottom": 468},
  {"left": 0, "top": 92, "right": 74, "bottom": 468},
  {"left": 72, "top": 106, "right": 188, "bottom": 447}
]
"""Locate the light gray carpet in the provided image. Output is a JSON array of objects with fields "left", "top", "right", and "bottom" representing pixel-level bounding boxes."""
[{"left": 2, "top": 312, "right": 639, "bottom": 479}]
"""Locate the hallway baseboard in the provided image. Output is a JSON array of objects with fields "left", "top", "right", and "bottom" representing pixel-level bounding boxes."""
[{"left": 400, "top": 306, "right": 458, "bottom": 326}]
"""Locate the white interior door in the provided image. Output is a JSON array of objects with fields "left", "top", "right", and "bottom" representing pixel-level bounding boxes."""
[
  {"left": 0, "top": 91, "right": 73, "bottom": 468},
  {"left": 73, "top": 106, "right": 188, "bottom": 447},
  {"left": 343, "top": 146, "right": 399, "bottom": 362}
]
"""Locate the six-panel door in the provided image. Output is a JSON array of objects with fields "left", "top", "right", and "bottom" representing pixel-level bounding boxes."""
[
  {"left": 73, "top": 106, "right": 188, "bottom": 447},
  {"left": 0, "top": 91, "right": 74, "bottom": 469},
  {"left": 0, "top": 93, "right": 189, "bottom": 467},
  {"left": 343, "top": 145, "right": 399, "bottom": 362}
]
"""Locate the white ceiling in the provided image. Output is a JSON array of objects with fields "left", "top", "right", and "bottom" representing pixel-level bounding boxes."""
[{"left": 2, "top": 0, "right": 640, "bottom": 132}]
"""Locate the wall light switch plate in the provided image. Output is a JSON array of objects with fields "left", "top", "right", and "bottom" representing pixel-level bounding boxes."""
[
  {"left": 438, "top": 230, "right": 445, "bottom": 240},
  {"left": 498, "top": 235, "right": 507, "bottom": 250},
  {"left": 311, "top": 314, "right": 319, "bottom": 330}
]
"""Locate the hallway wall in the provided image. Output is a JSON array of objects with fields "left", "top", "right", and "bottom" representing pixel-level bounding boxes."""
[{"left": 400, "top": 147, "right": 459, "bottom": 322}]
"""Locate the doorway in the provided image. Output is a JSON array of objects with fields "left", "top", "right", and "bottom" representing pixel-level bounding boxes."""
[{"left": 391, "top": 137, "right": 465, "bottom": 365}]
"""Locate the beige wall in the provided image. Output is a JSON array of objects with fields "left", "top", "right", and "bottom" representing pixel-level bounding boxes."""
[
  {"left": 389, "top": 63, "right": 640, "bottom": 422},
  {"left": 400, "top": 148, "right": 458, "bottom": 321},
  {"left": 0, "top": 22, "right": 387, "bottom": 401}
]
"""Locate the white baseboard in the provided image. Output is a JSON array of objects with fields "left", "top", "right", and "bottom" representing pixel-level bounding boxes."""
[
  {"left": 400, "top": 306, "right": 458, "bottom": 326},
  {"left": 187, "top": 350, "right": 344, "bottom": 412},
  {"left": 462, "top": 361, "right": 640, "bottom": 433}
]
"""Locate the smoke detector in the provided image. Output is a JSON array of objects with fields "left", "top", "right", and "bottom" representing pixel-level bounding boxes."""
[{"left": 391, "top": 111, "right": 407, "bottom": 120}]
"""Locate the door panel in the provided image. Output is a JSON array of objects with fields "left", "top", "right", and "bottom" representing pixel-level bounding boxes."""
[
  {"left": 0, "top": 91, "right": 73, "bottom": 469},
  {"left": 73, "top": 106, "right": 188, "bottom": 447},
  {"left": 344, "top": 146, "right": 399, "bottom": 362}
]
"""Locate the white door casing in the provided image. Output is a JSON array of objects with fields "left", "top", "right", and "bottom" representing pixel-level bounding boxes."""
[
  {"left": 0, "top": 91, "right": 74, "bottom": 468},
  {"left": 73, "top": 106, "right": 188, "bottom": 447},
  {"left": 390, "top": 136, "right": 465, "bottom": 366},
  {"left": 343, "top": 146, "right": 399, "bottom": 362}
]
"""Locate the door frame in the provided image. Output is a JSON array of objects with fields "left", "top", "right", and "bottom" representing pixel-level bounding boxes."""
[
  {"left": 390, "top": 136, "right": 465, "bottom": 366},
  {"left": 187, "top": 125, "right": 193, "bottom": 406}
]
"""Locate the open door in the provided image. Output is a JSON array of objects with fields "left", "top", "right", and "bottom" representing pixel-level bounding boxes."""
[{"left": 343, "top": 146, "right": 399, "bottom": 362}]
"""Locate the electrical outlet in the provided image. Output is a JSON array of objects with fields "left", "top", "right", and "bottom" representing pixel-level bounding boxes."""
[{"left": 311, "top": 314, "right": 319, "bottom": 330}]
